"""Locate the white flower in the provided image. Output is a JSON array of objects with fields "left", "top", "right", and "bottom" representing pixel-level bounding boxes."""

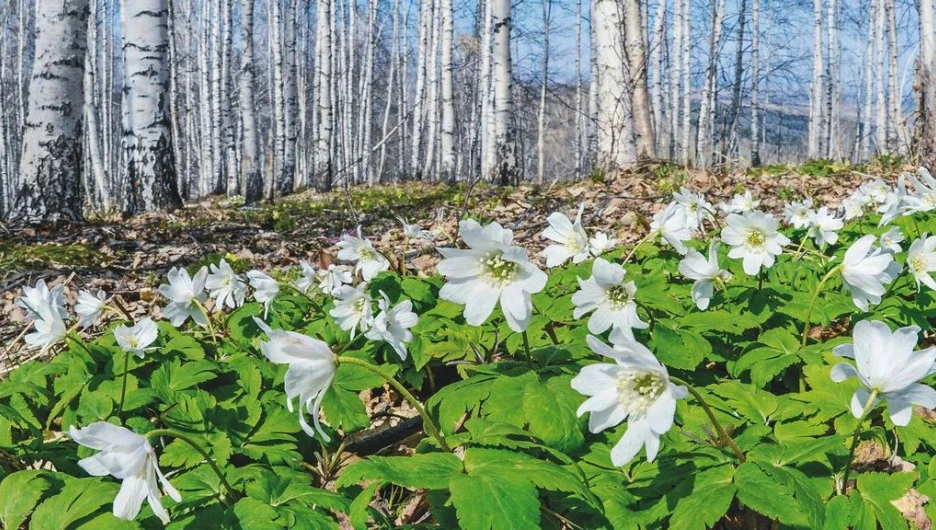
[
  {"left": 841, "top": 195, "right": 865, "bottom": 221},
  {"left": 206, "top": 259, "right": 247, "bottom": 310},
  {"left": 329, "top": 283, "right": 374, "bottom": 338},
  {"left": 437, "top": 219, "right": 547, "bottom": 332},
  {"left": 158, "top": 267, "right": 208, "bottom": 327},
  {"left": 397, "top": 216, "right": 432, "bottom": 241},
  {"left": 337, "top": 228, "right": 390, "bottom": 281},
  {"left": 572, "top": 258, "right": 647, "bottom": 342},
  {"left": 247, "top": 270, "right": 279, "bottom": 318},
  {"left": 17, "top": 279, "right": 68, "bottom": 321},
  {"left": 877, "top": 175, "right": 907, "bottom": 226},
  {"left": 589, "top": 231, "right": 617, "bottom": 256},
  {"left": 840, "top": 235, "right": 901, "bottom": 311},
  {"left": 75, "top": 290, "right": 107, "bottom": 329},
  {"left": 807, "top": 207, "right": 844, "bottom": 247},
  {"left": 830, "top": 320, "right": 936, "bottom": 426},
  {"left": 70, "top": 422, "right": 181, "bottom": 524},
  {"left": 860, "top": 179, "right": 891, "bottom": 205},
  {"left": 254, "top": 318, "right": 336, "bottom": 440},
  {"left": 296, "top": 260, "right": 319, "bottom": 294},
  {"left": 721, "top": 211, "right": 790, "bottom": 275},
  {"left": 365, "top": 292, "right": 418, "bottom": 360},
  {"left": 673, "top": 187, "right": 713, "bottom": 232},
  {"left": 907, "top": 234, "right": 936, "bottom": 291},
  {"left": 718, "top": 191, "right": 760, "bottom": 215},
  {"left": 318, "top": 264, "right": 353, "bottom": 295},
  {"left": 572, "top": 335, "right": 687, "bottom": 466},
  {"left": 678, "top": 241, "right": 731, "bottom": 311},
  {"left": 783, "top": 198, "right": 814, "bottom": 229},
  {"left": 879, "top": 227, "right": 904, "bottom": 254},
  {"left": 24, "top": 305, "right": 66, "bottom": 351},
  {"left": 542, "top": 205, "right": 591, "bottom": 267},
  {"left": 649, "top": 202, "right": 692, "bottom": 255},
  {"left": 114, "top": 318, "right": 159, "bottom": 358},
  {"left": 905, "top": 167, "right": 936, "bottom": 214}
]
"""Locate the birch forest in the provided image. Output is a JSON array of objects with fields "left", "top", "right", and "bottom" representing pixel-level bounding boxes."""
[{"left": 1, "top": 0, "right": 935, "bottom": 223}]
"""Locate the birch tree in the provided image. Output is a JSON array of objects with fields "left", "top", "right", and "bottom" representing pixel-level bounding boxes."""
[
  {"left": 593, "top": 0, "right": 634, "bottom": 169},
  {"left": 240, "top": 0, "right": 262, "bottom": 203},
  {"left": 624, "top": 0, "right": 654, "bottom": 160},
  {"left": 696, "top": 0, "right": 725, "bottom": 168},
  {"left": 492, "top": 0, "right": 518, "bottom": 184},
  {"left": 917, "top": 0, "right": 936, "bottom": 161},
  {"left": 807, "top": 0, "right": 823, "bottom": 159},
  {"left": 751, "top": 0, "right": 761, "bottom": 166},
  {"left": 537, "top": 0, "right": 552, "bottom": 183},
  {"left": 440, "top": 0, "right": 456, "bottom": 180},
  {"left": 316, "top": 0, "right": 333, "bottom": 190},
  {"left": 15, "top": 0, "right": 89, "bottom": 222},
  {"left": 121, "top": 0, "right": 182, "bottom": 213}
]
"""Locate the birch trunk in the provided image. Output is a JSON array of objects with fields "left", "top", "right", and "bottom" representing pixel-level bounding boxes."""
[
  {"left": 240, "top": 0, "right": 262, "bottom": 203},
  {"left": 625, "top": 0, "right": 655, "bottom": 160},
  {"left": 594, "top": 0, "right": 634, "bottom": 169},
  {"left": 917, "top": 0, "right": 936, "bottom": 162},
  {"left": 696, "top": 0, "right": 725, "bottom": 168},
  {"left": 575, "top": 0, "right": 585, "bottom": 178},
  {"left": 679, "top": 0, "right": 691, "bottom": 165},
  {"left": 316, "top": 0, "right": 334, "bottom": 190},
  {"left": 537, "top": 0, "right": 551, "bottom": 183},
  {"left": 479, "top": 0, "right": 495, "bottom": 179},
  {"left": 16, "top": 0, "right": 89, "bottom": 222},
  {"left": 885, "top": 0, "right": 900, "bottom": 153},
  {"left": 440, "top": 0, "right": 456, "bottom": 179},
  {"left": 726, "top": 0, "right": 746, "bottom": 163},
  {"left": 492, "top": 0, "right": 518, "bottom": 184},
  {"left": 861, "top": 0, "right": 877, "bottom": 160},
  {"left": 651, "top": 0, "right": 667, "bottom": 151},
  {"left": 378, "top": 0, "right": 400, "bottom": 183},
  {"left": 807, "top": 0, "right": 823, "bottom": 159},
  {"left": 284, "top": 0, "right": 298, "bottom": 191},
  {"left": 751, "top": 0, "right": 761, "bottom": 166},
  {"left": 121, "top": 0, "right": 182, "bottom": 213},
  {"left": 670, "top": 0, "right": 682, "bottom": 158},
  {"left": 875, "top": 0, "right": 886, "bottom": 152},
  {"left": 824, "top": 0, "right": 838, "bottom": 159}
]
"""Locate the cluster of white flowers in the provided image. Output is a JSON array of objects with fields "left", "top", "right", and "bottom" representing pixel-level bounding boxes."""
[{"left": 16, "top": 280, "right": 111, "bottom": 351}]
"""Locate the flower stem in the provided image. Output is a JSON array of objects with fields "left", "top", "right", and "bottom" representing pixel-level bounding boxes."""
[
  {"left": 521, "top": 330, "right": 534, "bottom": 368},
  {"left": 622, "top": 230, "right": 657, "bottom": 265},
  {"left": 146, "top": 429, "right": 237, "bottom": 503},
  {"left": 670, "top": 377, "right": 746, "bottom": 463},
  {"left": 337, "top": 356, "right": 451, "bottom": 452},
  {"left": 283, "top": 284, "right": 324, "bottom": 316},
  {"left": 839, "top": 389, "right": 880, "bottom": 494},
  {"left": 117, "top": 349, "right": 131, "bottom": 420},
  {"left": 801, "top": 264, "right": 843, "bottom": 348},
  {"left": 191, "top": 299, "right": 218, "bottom": 346}
]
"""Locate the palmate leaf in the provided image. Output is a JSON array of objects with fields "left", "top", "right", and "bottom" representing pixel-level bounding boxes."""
[
  {"left": 29, "top": 476, "right": 122, "bottom": 530},
  {"left": 336, "top": 453, "right": 463, "bottom": 490},
  {"left": 849, "top": 472, "right": 916, "bottom": 530},
  {"left": 734, "top": 461, "right": 823, "bottom": 529},
  {"left": 483, "top": 371, "right": 585, "bottom": 453},
  {"left": 449, "top": 472, "right": 540, "bottom": 530},
  {"left": 667, "top": 464, "right": 737, "bottom": 530},
  {"left": 0, "top": 470, "right": 51, "bottom": 530}
]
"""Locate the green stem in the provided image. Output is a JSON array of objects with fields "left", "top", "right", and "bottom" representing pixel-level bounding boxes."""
[
  {"left": 283, "top": 284, "right": 324, "bottom": 316},
  {"left": 146, "top": 429, "right": 237, "bottom": 503},
  {"left": 117, "top": 349, "right": 131, "bottom": 421},
  {"left": 840, "top": 389, "right": 880, "bottom": 494},
  {"left": 191, "top": 299, "right": 218, "bottom": 345},
  {"left": 791, "top": 235, "right": 807, "bottom": 261},
  {"left": 337, "top": 356, "right": 451, "bottom": 452},
  {"left": 801, "top": 264, "right": 844, "bottom": 348},
  {"left": 334, "top": 333, "right": 366, "bottom": 356},
  {"left": 622, "top": 230, "right": 657, "bottom": 265},
  {"left": 521, "top": 330, "right": 533, "bottom": 368},
  {"left": 670, "top": 377, "right": 746, "bottom": 462}
]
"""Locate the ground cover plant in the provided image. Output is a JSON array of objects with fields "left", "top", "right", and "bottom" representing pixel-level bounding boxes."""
[{"left": 2, "top": 171, "right": 936, "bottom": 529}]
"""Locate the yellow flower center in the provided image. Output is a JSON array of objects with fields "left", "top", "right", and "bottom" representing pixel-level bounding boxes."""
[
  {"left": 910, "top": 255, "right": 928, "bottom": 276},
  {"left": 481, "top": 251, "right": 519, "bottom": 286},
  {"left": 606, "top": 285, "right": 632, "bottom": 309},
  {"left": 745, "top": 229, "right": 766, "bottom": 248},
  {"left": 617, "top": 370, "right": 666, "bottom": 417}
]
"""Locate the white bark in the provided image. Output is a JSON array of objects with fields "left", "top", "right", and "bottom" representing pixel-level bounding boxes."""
[
  {"left": 861, "top": 0, "right": 877, "bottom": 160},
  {"left": 492, "top": 0, "right": 518, "bottom": 184},
  {"left": 240, "top": 0, "right": 262, "bottom": 202},
  {"left": 316, "top": 0, "right": 334, "bottom": 189},
  {"left": 16, "top": 0, "right": 88, "bottom": 222},
  {"left": 537, "top": 0, "right": 551, "bottom": 183},
  {"left": 121, "top": 0, "right": 181, "bottom": 213},
  {"left": 651, "top": 0, "right": 667, "bottom": 151},
  {"left": 751, "top": 0, "right": 761, "bottom": 166},
  {"left": 440, "top": 0, "right": 456, "bottom": 179},
  {"left": 875, "top": 0, "right": 886, "bottom": 152},
  {"left": 679, "top": 0, "right": 691, "bottom": 165},
  {"left": 625, "top": 0, "right": 654, "bottom": 159},
  {"left": 696, "top": 0, "right": 725, "bottom": 168},
  {"left": 807, "top": 0, "right": 823, "bottom": 159},
  {"left": 918, "top": 0, "right": 936, "bottom": 160},
  {"left": 594, "top": 0, "right": 634, "bottom": 169}
]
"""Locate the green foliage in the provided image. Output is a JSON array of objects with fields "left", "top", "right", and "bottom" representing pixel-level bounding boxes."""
[{"left": 3, "top": 196, "right": 936, "bottom": 529}]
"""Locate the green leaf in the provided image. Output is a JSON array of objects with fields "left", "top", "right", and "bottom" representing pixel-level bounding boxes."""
[
  {"left": 735, "top": 462, "right": 811, "bottom": 528},
  {"left": 0, "top": 470, "right": 51, "bottom": 530},
  {"left": 851, "top": 472, "right": 915, "bottom": 530},
  {"left": 222, "top": 497, "right": 285, "bottom": 530},
  {"left": 336, "top": 453, "right": 463, "bottom": 490},
  {"left": 823, "top": 495, "right": 851, "bottom": 530},
  {"left": 448, "top": 472, "right": 540, "bottom": 530},
  {"left": 668, "top": 465, "right": 737, "bottom": 530},
  {"left": 151, "top": 359, "right": 218, "bottom": 403},
  {"left": 30, "top": 477, "right": 115, "bottom": 530}
]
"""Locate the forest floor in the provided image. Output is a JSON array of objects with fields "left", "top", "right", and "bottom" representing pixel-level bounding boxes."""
[{"left": 0, "top": 161, "right": 898, "bottom": 373}]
